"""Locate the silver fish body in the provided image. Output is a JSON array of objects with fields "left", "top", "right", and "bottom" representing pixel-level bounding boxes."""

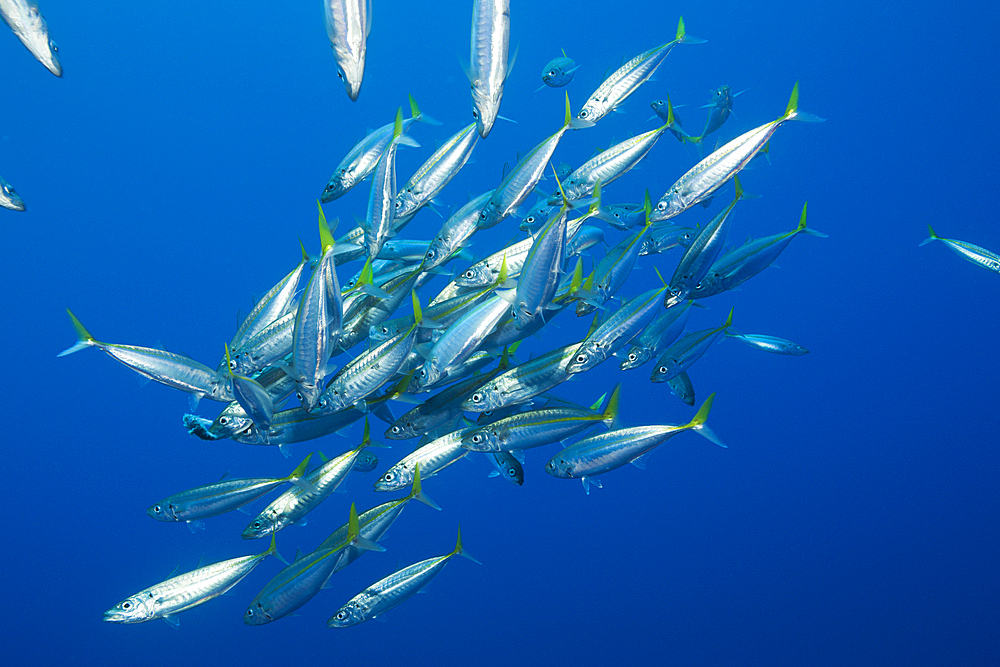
[
  {"left": 324, "top": 0, "right": 370, "bottom": 101},
  {"left": 0, "top": 0, "right": 61, "bottom": 76},
  {"left": 469, "top": 0, "right": 510, "bottom": 138},
  {"left": 0, "top": 176, "right": 25, "bottom": 211}
]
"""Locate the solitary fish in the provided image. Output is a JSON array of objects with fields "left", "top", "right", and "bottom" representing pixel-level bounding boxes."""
[
  {"left": 0, "top": 0, "right": 61, "bottom": 76},
  {"left": 920, "top": 224, "right": 1000, "bottom": 274}
]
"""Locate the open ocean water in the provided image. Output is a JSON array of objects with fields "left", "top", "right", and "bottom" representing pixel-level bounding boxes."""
[{"left": 1, "top": 1, "right": 997, "bottom": 665}]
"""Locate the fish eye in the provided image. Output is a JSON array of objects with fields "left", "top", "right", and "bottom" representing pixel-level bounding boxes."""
[
  {"left": 548, "top": 70, "right": 556, "bottom": 77},
  {"left": 472, "top": 434, "right": 483, "bottom": 443},
  {"left": 472, "top": 108, "right": 479, "bottom": 119},
  {"left": 324, "top": 184, "right": 334, "bottom": 192},
  {"left": 575, "top": 354, "right": 587, "bottom": 363},
  {"left": 580, "top": 109, "right": 590, "bottom": 119},
  {"left": 219, "top": 416, "right": 229, "bottom": 425},
  {"left": 464, "top": 270, "right": 475, "bottom": 278},
  {"left": 153, "top": 505, "right": 161, "bottom": 513},
  {"left": 296, "top": 392, "right": 303, "bottom": 401},
  {"left": 390, "top": 426, "right": 401, "bottom": 434},
  {"left": 384, "top": 472, "right": 394, "bottom": 481},
  {"left": 426, "top": 249, "right": 436, "bottom": 259},
  {"left": 337, "top": 611, "right": 347, "bottom": 620},
  {"left": 628, "top": 353, "right": 637, "bottom": 361},
  {"left": 228, "top": 359, "right": 237, "bottom": 370},
  {"left": 246, "top": 609, "right": 254, "bottom": 617},
  {"left": 658, "top": 366, "right": 668, "bottom": 374},
  {"left": 253, "top": 521, "right": 261, "bottom": 529},
  {"left": 472, "top": 392, "right": 483, "bottom": 403},
  {"left": 381, "top": 326, "right": 389, "bottom": 334},
  {"left": 122, "top": 601, "right": 132, "bottom": 610},
  {"left": 507, "top": 468, "right": 516, "bottom": 477},
  {"left": 657, "top": 202, "right": 666, "bottom": 211}
]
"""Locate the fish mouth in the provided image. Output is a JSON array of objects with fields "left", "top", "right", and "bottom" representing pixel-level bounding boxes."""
[{"left": 103, "top": 610, "right": 126, "bottom": 623}]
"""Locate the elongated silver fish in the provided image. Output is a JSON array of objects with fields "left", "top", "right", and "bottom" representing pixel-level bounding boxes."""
[
  {"left": 726, "top": 332, "right": 809, "bottom": 355},
  {"left": 394, "top": 123, "right": 480, "bottom": 228},
  {"left": 147, "top": 454, "right": 314, "bottom": 528},
  {"left": 242, "top": 435, "right": 375, "bottom": 538},
  {"left": 650, "top": 83, "right": 823, "bottom": 222},
  {"left": 0, "top": 176, "right": 25, "bottom": 211},
  {"left": 328, "top": 526, "right": 480, "bottom": 627},
  {"left": 324, "top": 0, "right": 370, "bottom": 100},
  {"left": 468, "top": 0, "right": 510, "bottom": 138},
  {"left": 104, "top": 535, "right": 280, "bottom": 624},
  {"left": 321, "top": 97, "right": 426, "bottom": 202},
  {"left": 545, "top": 394, "right": 724, "bottom": 493},
  {"left": 0, "top": 0, "right": 61, "bottom": 76},
  {"left": 920, "top": 223, "right": 1000, "bottom": 274},
  {"left": 576, "top": 18, "right": 701, "bottom": 126},
  {"left": 58, "top": 310, "right": 233, "bottom": 405},
  {"left": 243, "top": 503, "right": 382, "bottom": 625}
]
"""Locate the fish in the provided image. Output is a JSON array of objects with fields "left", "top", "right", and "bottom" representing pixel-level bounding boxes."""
[
  {"left": 697, "top": 85, "right": 741, "bottom": 138},
  {"left": 147, "top": 454, "right": 315, "bottom": 529},
  {"left": 394, "top": 123, "right": 480, "bottom": 229},
  {"left": 468, "top": 0, "right": 511, "bottom": 138},
  {"left": 328, "top": 525, "right": 480, "bottom": 627},
  {"left": 487, "top": 451, "right": 524, "bottom": 485},
  {"left": 544, "top": 394, "right": 724, "bottom": 493},
  {"left": 477, "top": 93, "right": 577, "bottom": 229},
  {"left": 58, "top": 309, "right": 233, "bottom": 405},
  {"left": 421, "top": 190, "right": 493, "bottom": 270},
  {"left": 365, "top": 109, "right": 409, "bottom": 260},
  {"left": 619, "top": 300, "right": 695, "bottom": 371},
  {"left": 225, "top": 345, "right": 274, "bottom": 430},
  {"left": 243, "top": 503, "right": 383, "bottom": 625},
  {"left": 576, "top": 18, "right": 702, "bottom": 126},
  {"left": 920, "top": 223, "right": 1000, "bottom": 274},
  {"left": 537, "top": 50, "right": 579, "bottom": 89},
  {"left": 648, "top": 96, "right": 690, "bottom": 142},
  {"left": 241, "top": 430, "right": 378, "bottom": 538},
  {"left": 0, "top": 0, "right": 60, "bottom": 76},
  {"left": 650, "top": 82, "right": 823, "bottom": 222},
  {"left": 726, "top": 332, "right": 809, "bottom": 355},
  {"left": 650, "top": 309, "right": 733, "bottom": 383},
  {"left": 663, "top": 177, "right": 745, "bottom": 308},
  {"left": 689, "top": 202, "right": 826, "bottom": 300},
  {"left": 321, "top": 96, "right": 426, "bottom": 202},
  {"left": 462, "top": 385, "right": 618, "bottom": 453},
  {"left": 324, "top": 0, "right": 370, "bottom": 101},
  {"left": 104, "top": 534, "right": 280, "bottom": 625},
  {"left": 374, "top": 422, "right": 472, "bottom": 492},
  {"left": 0, "top": 176, "right": 25, "bottom": 211}
]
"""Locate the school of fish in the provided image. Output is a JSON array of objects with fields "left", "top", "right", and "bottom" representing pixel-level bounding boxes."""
[{"left": 11, "top": 1, "right": 889, "bottom": 628}]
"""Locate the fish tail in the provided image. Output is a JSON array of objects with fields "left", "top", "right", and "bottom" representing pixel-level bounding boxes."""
[
  {"left": 265, "top": 532, "right": 288, "bottom": 565},
  {"left": 411, "top": 290, "right": 423, "bottom": 326},
  {"left": 409, "top": 462, "right": 442, "bottom": 510},
  {"left": 602, "top": 384, "right": 621, "bottom": 425},
  {"left": 676, "top": 16, "right": 707, "bottom": 44},
  {"left": 318, "top": 201, "right": 336, "bottom": 252},
  {"left": 781, "top": 82, "right": 825, "bottom": 123},
  {"left": 284, "top": 452, "right": 316, "bottom": 492},
  {"left": 919, "top": 223, "right": 941, "bottom": 247},
  {"left": 687, "top": 393, "right": 728, "bottom": 448},
  {"left": 721, "top": 307, "right": 734, "bottom": 330},
  {"left": 796, "top": 202, "right": 828, "bottom": 238},
  {"left": 409, "top": 94, "right": 441, "bottom": 126},
  {"left": 451, "top": 524, "right": 482, "bottom": 565},
  {"left": 58, "top": 308, "right": 99, "bottom": 357}
]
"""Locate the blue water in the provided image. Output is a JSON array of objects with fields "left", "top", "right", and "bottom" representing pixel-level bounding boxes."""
[{"left": 3, "top": 1, "right": 998, "bottom": 664}]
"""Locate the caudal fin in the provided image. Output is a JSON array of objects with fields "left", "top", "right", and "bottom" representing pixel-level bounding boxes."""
[{"left": 58, "top": 309, "right": 99, "bottom": 357}]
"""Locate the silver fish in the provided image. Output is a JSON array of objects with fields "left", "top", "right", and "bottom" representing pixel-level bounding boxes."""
[
  {"left": 0, "top": 0, "right": 60, "bottom": 76},
  {"left": 468, "top": 0, "right": 510, "bottom": 138},
  {"left": 324, "top": 0, "right": 370, "bottom": 101},
  {"left": 0, "top": 176, "right": 25, "bottom": 211}
]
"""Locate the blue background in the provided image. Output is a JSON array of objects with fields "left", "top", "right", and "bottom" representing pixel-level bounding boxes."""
[{"left": 2, "top": 1, "right": 997, "bottom": 665}]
